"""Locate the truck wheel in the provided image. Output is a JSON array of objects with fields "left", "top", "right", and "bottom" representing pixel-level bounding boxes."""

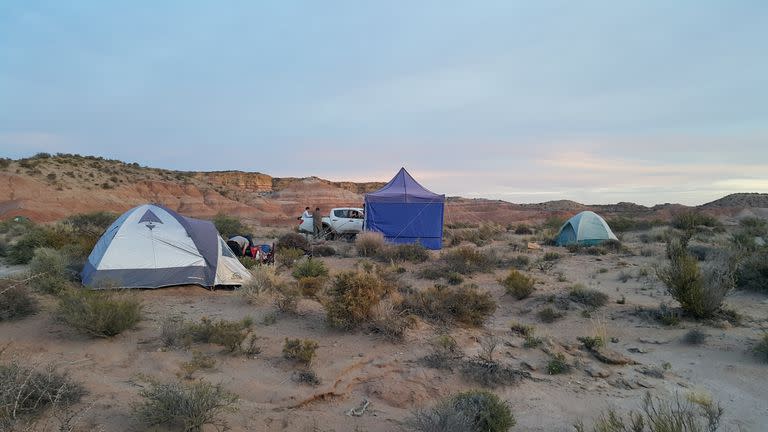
[{"left": 322, "top": 225, "right": 335, "bottom": 241}]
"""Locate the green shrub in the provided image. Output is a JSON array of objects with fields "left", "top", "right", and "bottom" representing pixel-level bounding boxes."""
[
  {"left": 656, "top": 239, "right": 735, "bottom": 319},
  {"left": 420, "top": 334, "right": 461, "bottom": 369},
  {"left": 135, "top": 379, "right": 238, "bottom": 432},
  {"left": 500, "top": 270, "right": 535, "bottom": 299},
  {"left": 417, "top": 266, "right": 443, "bottom": 280},
  {"left": 291, "top": 258, "right": 328, "bottom": 279},
  {"left": 408, "top": 390, "right": 514, "bottom": 432},
  {"left": 28, "top": 247, "right": 71, "bottom": 294},
  {"left": 212, "top": 213, "right": 247, "bottom": 239},
  {"left": 568, "top": 285, "right": 609, "bottom": 308},
  {"left": 671, "top": 211, "right": 721, "bottom": 231},
  {"left": 0, "top": 360, "right": 85, "bottom": 427},
  {"left": 183, "top": 317, "right": 252, "bottom": 352},
  {"left": 577, "top": 336, "right": 605, "bottom": 350},
  {"left": 282, "top": 338, "right": 319, "bottom": 365},
  {"left": 403, "top": 284, "right": 497, "bottom": 326},
  {"left": 440, "top": 246, "right": 497, "bottom": 275},
  {"left": 735, "top": 250, "right": 768, "bottom": 293},
  {"left": 0, "top": 281, "right": 38, "bottom": 321},
  {"left": 324, "top": 271, "right": 388, "bottom": 329},
  {"left": 683, "top": 328, "right": 708, "bottom": 345},
  {"left": 278, "top": 247, "right": 305, "bottom": 268},
  {"left": 543, "top": 252, "right": 561, "bottom": 261},
  {"left": 57, "top": 289, "right": 142, "bottom": 337},
  {"left": 355, "top": 232, "right": 386, "bottom": 257},
  {"left": 63, "top": 211, "right": 117, "bottom": 237},
  {"left": 537, "top": 307, "right": 563, "bottom": 323},
  {"left": 376, "top": 243, "right": 430, "bottom": 263},
  {"left": 574, "top": 391, "right": 724, "bottom": 432},
  {"left": 446, "top": 272, "right": 464, "bottom": 285},
  {"left": 510, "top": 255, "right": 530, "bottom": 269},
  {"left": 523, "top": 335, "right": 543, "bottom": 348},
  {"left": 754, "top": 333, "right": 768, "bottom": 363},
  {"left": 547, "top": 353, "right": 570, "bottom": 374},
  {"left": 509, "top": 321, "right": 535, "bottom": 337},
  {"left": 238, "top": 256, "right": 258, "bottom": 269}
]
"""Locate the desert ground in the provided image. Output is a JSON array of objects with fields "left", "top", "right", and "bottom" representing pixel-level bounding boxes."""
[{"left": 1, "top": 221, "right": 767, "bottom": 432}]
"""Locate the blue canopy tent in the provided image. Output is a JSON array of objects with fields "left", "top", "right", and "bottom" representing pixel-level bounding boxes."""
[{"left": 364, "top": 168, "right": 445, "bottom": 249}]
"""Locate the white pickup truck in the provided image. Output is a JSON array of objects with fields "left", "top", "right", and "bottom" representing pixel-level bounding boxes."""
[{"left": 298, "top": 207, "right": 364, "bottom": 240}]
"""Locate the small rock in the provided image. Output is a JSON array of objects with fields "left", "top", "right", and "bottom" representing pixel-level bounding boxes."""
[
  {"left": 627, "top": 347, "right": 648, "bottom": 354},
  {"left": 678, "top": 381, "right": 691, "bottom": 388},
  {"left": 636, "top": 378, "right": 654, "bottom": 388},
  {"left": 590, "top": 347, "right": 638, "bottom": 365},
  {"left": 521, "top": 361, "right": 537, "bottom": 371},
  {"left": 585, "top": 365, "right": 612, "bottom": 378},
  {"left": 610, "top": 337, "right": 620, "bottom": 343},
  {"left": 639, "top": 338, "right": 671, "bottom": 345}
]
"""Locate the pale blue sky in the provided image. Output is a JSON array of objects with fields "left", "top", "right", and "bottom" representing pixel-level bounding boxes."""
[{"left": 1, "top": 1, "right": 766, "bottom": 205}]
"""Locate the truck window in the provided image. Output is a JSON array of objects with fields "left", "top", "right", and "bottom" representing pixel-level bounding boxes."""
[{"left": 334, "top": 209, "right": 347, "bottom": 218}]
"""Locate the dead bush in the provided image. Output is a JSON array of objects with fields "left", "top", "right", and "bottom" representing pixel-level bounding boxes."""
[
  {"left": 367, "top": 301, "right": 416, "bottom": 342},
  {"left": 420, "top": 335, "right": 462, "bottom": 370},
  {"left": 460, "top": 359, "right": 530, "bottom": 388},
  {"left": 311, "top": 244, "right": 336, "bottom": 256},
  {"left": 402, "top": 284, "right": 497, "bottom": 327},
  {"left": 57, "top": 289, "right": 142, "bottom": 337},
  {"left": 407, "top": 390, "right": 515, "bottom": 432},
  {"left": 447, "top": 223, "right": 505, "bottom": 247},
  {"left": 238, "top": 266, "right": 280, "bottom": 301},
  {"left": 160, "top": 315, "right": 187, "bottom": 348},
  {"left": 134, "top": 378, "right": 238, "bottom": 432},
  {"left": 574, "top": 391, "right": 724, "bottom": 432},
  {"left": 509, "top": 322, "right": 535, "bottom": 338},
  {"left": 0, "top": 360, "right": 85, "bottom": 428},
  {"left": 440, "top": 246, "right": 497, "bottom": 275},
  {"left": 297, "top": 276, "right": 326, "bottom": 298},
  {"left": 178, "top": 351, "right": 216, "bottom": 379},
  {"left": 0, "top": 280, "right": 38, "bottom": 321},
  {"left": 324, "top": 270, "right": 388, "bottom": 329},
  {"left": 282, "top": 338, "right": 319, "bottom": 366},
  {"left": 355, "top": 231, "right": 385, "bottom": 257},
  {"left": 274, "top": 286, "right": 300, "bottom": 314},
  {"left": 500, "top": 270, "right": 535, "bottom": 299},
  {"left": 276, "top": 232, "right": 309, "bottom": 251},
  {"left": 568, "top": 284, "right": 609, "bottom": 308}
]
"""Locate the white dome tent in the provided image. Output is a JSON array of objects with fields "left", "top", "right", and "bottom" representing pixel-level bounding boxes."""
[{"left": 81, "top": 204, "right": 252, "bottom": 289}]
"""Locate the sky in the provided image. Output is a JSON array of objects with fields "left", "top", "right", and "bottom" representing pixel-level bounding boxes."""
[{"left": 1, "top": 1, "right": 767, "bottom": 206}]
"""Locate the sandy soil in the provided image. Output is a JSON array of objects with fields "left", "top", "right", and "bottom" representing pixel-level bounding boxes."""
[{"left": 2, "top": 232, "right": 767, "bottom": 431}]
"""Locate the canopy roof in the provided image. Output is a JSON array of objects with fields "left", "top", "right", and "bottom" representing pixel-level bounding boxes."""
[{"left": 365, "top": 167, "right": 445, "bottom": 204}]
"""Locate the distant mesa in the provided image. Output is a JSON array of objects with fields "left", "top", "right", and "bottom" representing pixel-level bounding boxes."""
[{"left": 0, "top": 153, "right": 765, "bottom": 224}]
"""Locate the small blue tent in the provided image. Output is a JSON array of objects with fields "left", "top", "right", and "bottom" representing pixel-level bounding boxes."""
[
  {"left": 364, "top": 168, "right": 445, "bottom": 250},
  {"left": 555, "top": 211, "right": 618, "bottom": 246}
]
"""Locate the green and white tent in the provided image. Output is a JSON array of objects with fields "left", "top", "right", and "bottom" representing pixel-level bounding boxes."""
[{"left": 555, "top": 211, "right": 618, "bottom": 246}]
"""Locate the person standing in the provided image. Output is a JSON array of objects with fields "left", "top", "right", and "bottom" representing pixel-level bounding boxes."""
[{"left": 312, "top": 207, "right": 322, "bottom": 238}]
